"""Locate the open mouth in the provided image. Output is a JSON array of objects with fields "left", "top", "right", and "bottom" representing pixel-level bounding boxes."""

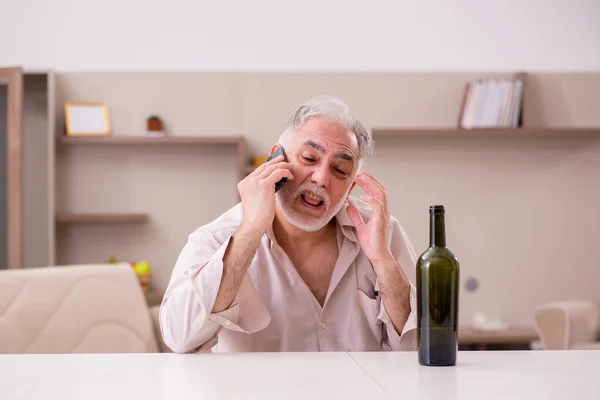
[{"left": 300, "top": 191, "right": 324, "bottom": 208}]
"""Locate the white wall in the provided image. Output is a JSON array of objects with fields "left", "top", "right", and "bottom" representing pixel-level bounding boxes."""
[{"left": 2, "top": 0, "right": 600, "bottom": 71}]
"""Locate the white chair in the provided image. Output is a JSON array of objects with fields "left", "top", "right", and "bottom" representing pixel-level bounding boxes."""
[
  {"left": 0, "top": 263, "right": 170, "bottom": 354},
  {"left": 534, "top": 300, "right": 600, "bottom": 350}
]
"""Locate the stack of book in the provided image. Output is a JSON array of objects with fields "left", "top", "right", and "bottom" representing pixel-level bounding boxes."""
[{"left": 458, "top": 77, "right": 523, "bottom": 129}]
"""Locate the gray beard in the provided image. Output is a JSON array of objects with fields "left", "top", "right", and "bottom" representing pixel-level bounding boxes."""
[{"left": 275, "top": 183, "right": 349, "bottom": 232}]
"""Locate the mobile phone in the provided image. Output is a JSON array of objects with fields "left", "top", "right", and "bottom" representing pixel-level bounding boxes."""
[{"left": 265, "top": 146, "right": 288, "bottom": 192}]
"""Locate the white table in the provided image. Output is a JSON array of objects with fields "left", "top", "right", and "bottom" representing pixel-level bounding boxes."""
[
  {"left": 0, "top": 352, "right": 386, "bottom": 400},
  {"left": 0, "top": 351, "right": 598, "bottom": 399},
  {"left": 350, "top": 350, "right": 600, "bottom": 400}
]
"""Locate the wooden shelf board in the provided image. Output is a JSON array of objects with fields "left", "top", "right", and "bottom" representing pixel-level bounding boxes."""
[
  {"left": 373, "top": 127, "right": 600, "bottom": 137},
  {"left": 58, "top": 135, "right": 244, "bottom": 146},
  {"left": 56, "top": 213, "right": 149, "bottom": 224}
]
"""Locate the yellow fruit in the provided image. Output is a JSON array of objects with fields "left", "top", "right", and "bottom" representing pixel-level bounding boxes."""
[{"left": 134, "top": 261, "right": 151, "bottom": 275}]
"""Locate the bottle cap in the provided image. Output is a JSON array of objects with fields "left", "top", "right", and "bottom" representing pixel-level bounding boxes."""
[{"left": 429, "top": 205, "right": 445, "bottom": 213}]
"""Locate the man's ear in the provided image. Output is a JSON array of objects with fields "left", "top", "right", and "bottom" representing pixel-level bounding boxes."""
[{"left": 269, "top": 143, "right": 281, "bottom": 156}]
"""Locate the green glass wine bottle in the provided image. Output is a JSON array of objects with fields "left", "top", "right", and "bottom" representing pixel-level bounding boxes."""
[{"left": 416, "top": 205, "right": 460, "bottom": 366}]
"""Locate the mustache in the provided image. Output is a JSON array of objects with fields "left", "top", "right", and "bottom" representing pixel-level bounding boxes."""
[{"left": 294, "top": 183, "right": 331, "bottom": 207}]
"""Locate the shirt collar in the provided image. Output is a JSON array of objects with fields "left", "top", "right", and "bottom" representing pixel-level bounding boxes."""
[{"left": 334, "top": 196, "right": 359, "bottom": 243}]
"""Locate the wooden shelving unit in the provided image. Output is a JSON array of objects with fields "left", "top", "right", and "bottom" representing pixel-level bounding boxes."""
[{"left": 55, "top": 213, "right": 149, "bottom": 224}]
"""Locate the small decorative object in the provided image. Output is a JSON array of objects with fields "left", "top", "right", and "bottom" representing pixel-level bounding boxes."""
[
  {"left": 64, "top": 102, "right": 111, "bottom": 137},
  {"left": 146, "top": 115, "right": 166, "bottom": 137}
]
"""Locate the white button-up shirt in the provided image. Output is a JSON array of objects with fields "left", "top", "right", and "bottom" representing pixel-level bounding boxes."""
[{"left": 159, "top": 196, "right": 418, "bottom": 353}]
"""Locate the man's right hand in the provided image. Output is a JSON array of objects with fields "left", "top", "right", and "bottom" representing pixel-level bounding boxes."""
[{"left": 237, "top": 154, "right": 294, "bottom": 235}]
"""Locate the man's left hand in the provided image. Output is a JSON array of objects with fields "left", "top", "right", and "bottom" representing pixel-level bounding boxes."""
[{"left": 346, "top": 171, "right": 394, "bottom": 266}]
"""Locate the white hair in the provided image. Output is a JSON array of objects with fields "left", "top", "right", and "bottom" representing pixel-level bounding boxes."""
[{"left": 278, "top": 95, "right": 374, "bottom": 167}]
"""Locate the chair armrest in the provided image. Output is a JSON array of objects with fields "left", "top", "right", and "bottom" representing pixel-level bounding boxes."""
[
  {"left": 149, "top": 305, "right": 172, "bottom": 353},
  {"left": 534, "top": 301, "right": 600, "bottom": 350}
]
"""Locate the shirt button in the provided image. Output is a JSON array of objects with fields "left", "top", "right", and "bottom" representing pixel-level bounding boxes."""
[
  {"left": 321, "top": 322, "right": 327, "bottom": 329},
  {"left": 225, "top": 320, "right": 231, "bottom": 327}
]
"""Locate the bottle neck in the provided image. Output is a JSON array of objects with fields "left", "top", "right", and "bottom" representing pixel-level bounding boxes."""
[{"left": 430, "top": 212, "right": 446, "bottom": 248}]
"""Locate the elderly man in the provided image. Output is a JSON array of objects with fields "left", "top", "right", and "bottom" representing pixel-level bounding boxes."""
[{"left": 160, "top": 95, "right": 418, "bottom": 353}]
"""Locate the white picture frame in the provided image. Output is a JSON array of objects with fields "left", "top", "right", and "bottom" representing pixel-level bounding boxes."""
[{"left": 64, "top": 102, "right": 111, "bottom": 136}]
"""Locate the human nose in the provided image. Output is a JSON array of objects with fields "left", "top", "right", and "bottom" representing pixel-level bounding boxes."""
[{"left": 310, "top": 164, "right": 330, "bottom": 188}]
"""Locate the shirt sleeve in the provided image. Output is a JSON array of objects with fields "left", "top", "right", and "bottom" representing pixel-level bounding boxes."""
[
  {"left": 379, "top": 218, "right": 419, "bottom": 351},
  {"left": 379, "top": 283, "right": 418, "bottom": 351},
  {"left": 159, "top": 227, "right": 270, "bottom": 353}
]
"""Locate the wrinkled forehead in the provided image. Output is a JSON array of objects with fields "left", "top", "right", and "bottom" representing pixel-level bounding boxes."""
[{"left": 292, "top": 118, "right": 359, "bottom": 154}]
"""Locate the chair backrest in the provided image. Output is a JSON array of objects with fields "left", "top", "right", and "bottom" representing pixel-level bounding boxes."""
[
  {"left": 534, "top": 301, "right": 600, "bottom": 350},
  {"left": 0, "top": 264, "right": 159, "bottom": 354}
]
